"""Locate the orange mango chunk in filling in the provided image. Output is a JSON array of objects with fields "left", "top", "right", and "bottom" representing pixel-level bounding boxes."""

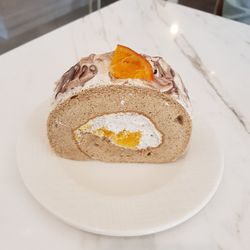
[{"left": 96, "top": 127, "right": 142, "bottom": 149}]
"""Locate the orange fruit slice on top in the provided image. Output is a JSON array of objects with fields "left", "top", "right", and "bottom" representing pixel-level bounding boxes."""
[{"left": 110, "top": 45, "right": 154, "bottom": 81}]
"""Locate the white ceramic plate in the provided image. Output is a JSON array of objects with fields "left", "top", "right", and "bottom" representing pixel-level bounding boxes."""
[{"left": 17, "top": 102, "right": 223, "bottom": 236}]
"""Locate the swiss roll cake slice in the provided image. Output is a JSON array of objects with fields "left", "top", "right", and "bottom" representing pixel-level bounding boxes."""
[{"left": 47, "top": 45, "right": 192, "bottom": 163}]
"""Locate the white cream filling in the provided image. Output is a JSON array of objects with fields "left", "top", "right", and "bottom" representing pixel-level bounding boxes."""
[
  {"left": 74, "top": 112, "right": 162, "bottom": 150},
  {"left": 83, "top": 73, "right": 152, "bottom": 90}
]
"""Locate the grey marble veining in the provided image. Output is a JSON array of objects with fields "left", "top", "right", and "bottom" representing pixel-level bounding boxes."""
[{"left": 174, "top": 33, "right": 249, "bottom": 134}]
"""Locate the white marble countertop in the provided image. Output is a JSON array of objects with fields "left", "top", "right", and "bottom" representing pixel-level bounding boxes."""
[{"left": 0, "top": 0, "right": 250, "bottom": 249}]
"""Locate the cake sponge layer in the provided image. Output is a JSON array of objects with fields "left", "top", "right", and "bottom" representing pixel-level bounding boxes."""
[{"left": 47, "top": 85, "right": 192, "bottom": 163}]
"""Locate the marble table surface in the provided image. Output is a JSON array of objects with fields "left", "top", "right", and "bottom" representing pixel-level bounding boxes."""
[{"left": 0, "top": 0, "right": 250, "bottom": 249}]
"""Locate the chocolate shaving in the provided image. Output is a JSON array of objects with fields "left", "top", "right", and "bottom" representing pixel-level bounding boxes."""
[
  {"left": 78, "top": 64, "right": 98, "bottom": 85},
  {"left": 55, "top": 62, "right": 98, "bottom": 98},
  {"left": 148, "top": 56, "right": 179, "bottom": 96},
  {"left": 70, "top": 95, "right": 78, "bottom": 99},
  {"left": 55, "top": 63, "right": 80, "bottom": 97},
  {"left": 170, "top": 67, "right": 175, "bottom": 77},
  {"left": 165, "top": 84, "right": 178, "bottom": 95},
  {"left": 79, "top": 65, "right": 88, "bottom": 79},
  {"left": 89, "top": 65, "right": 97, "bottom": 74}
]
